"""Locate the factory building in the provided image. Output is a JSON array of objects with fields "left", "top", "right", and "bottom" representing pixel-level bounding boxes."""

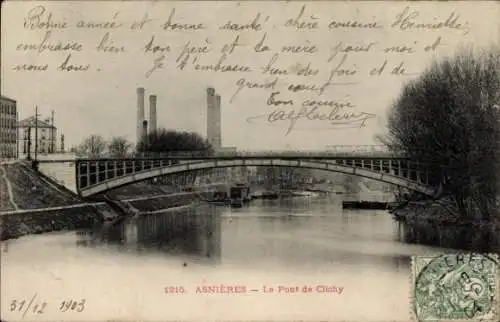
[{"left": 0, "top": 95, "right": 18, "bottom": 159}]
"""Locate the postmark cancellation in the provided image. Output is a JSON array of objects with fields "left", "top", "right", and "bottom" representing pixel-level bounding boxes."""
[{"left": 411, "top": 253, "right": 499, "bottom": 321}]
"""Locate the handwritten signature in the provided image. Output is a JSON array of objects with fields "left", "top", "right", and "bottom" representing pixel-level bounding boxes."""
[{"left": 246, "top": 105, "right": 376, "bottom": 135}]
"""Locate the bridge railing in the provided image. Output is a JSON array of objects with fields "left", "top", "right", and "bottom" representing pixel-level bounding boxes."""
[
  {"left": 323, "top": 145, "right": 390, "bottom": 152},
  {"left": 125, "top": 148, "right": 400, "bottom": 159},
  {"left": 76, "top": 157, "right": 433, "bottom": 192}
]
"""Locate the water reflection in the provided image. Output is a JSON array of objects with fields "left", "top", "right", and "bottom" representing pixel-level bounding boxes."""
[
  {"left": 53, "top": 194, "right": 499, "bottom": 276},
  {"left": 69, "top": 196, "right": 415, "bottom": 273},
  {"left": 396, "top": 221, "right": 500, "bottom": 253},
  {"left": 75, "top": 204, "right": 221, "bottom": 262},
  {"left": 219, "top": 196, "right": 414, "bottom": 273},
  {"left": 238, "top": 196, "right": 343, "bottom": 216},
  {"left": 3, "top": 195, "right": 493, "bottom": 321}
]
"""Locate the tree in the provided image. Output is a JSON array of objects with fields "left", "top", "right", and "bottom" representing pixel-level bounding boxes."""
[
  {"left": 136, "top": 128, "right": 213, "bottom": 156},
  {"left": 381, "top": 46, "right": 500, "bottom": 221},
  {"left": 136, "top": 128, "right": 214, "bottom": 186},
  {"left": 108, "top": 136, "right": 132, "bottom": 157},
  {"left": 77, "top": 134, "right": 107, "bottom": 157}
]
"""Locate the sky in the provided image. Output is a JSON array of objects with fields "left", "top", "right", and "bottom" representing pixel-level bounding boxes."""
[{"left": 1, "top": 1, "right": 499, "bottom": 151}]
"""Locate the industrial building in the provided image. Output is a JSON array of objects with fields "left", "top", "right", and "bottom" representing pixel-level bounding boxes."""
[
  {"left": 135, "top": 86, "right": 223, "bottom": 150},
  {"left": 0, "top": 95, "right": 18, "bottom": 159}
]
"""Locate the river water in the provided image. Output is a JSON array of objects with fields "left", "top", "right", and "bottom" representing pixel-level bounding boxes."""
[{"left": 1, "top": 195, "right": 454, "bottom": 321}]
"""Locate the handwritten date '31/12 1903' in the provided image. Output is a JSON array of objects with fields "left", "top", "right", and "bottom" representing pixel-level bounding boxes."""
[{"left": 8, "top": 293, "right": 86, "bottom": 319}]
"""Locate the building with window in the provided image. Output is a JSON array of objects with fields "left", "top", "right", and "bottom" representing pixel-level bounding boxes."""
[
  {"left": 0, "top": 95, "right": 18, "bottom": 159},
  {"left": 17, "top": 115, "right": 57, "bottom": 157}
]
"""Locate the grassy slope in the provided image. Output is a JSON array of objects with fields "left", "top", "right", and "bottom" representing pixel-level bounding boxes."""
[{"left": 1, "top": 162, "right": 82, "bottom": 211}]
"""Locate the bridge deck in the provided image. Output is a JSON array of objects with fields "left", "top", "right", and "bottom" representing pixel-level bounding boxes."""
[
  {"left": 41, "top": 155, "right": 406, "bottom": 163},
  {"left": 73, "top": 156, "right": 435, "bottom": 198}
]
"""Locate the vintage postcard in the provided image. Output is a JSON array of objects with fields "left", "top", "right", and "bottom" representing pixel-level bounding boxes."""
[{"left": 1, "top": 0, "right": 499, "bottom": 321}]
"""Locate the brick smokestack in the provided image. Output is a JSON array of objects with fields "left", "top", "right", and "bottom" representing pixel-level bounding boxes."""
[
  {"left": 149, "top": 95, "right": 157, "bottom": 134},
  {"left": 137, "top": 87, "right": 145, "bottom": 143},
  {"left": 206, "top": 87, "right": 216, "bottom": 146},
  {"left": 214, "top": 94, "right": 222, "bottom": 149}
]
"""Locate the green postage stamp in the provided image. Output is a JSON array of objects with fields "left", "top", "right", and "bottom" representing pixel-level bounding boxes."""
[{"left": 412, "top": 253, "right": 499, "bottom": 321}]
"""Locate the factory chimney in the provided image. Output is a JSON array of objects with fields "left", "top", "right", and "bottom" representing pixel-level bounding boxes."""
[
  {"left": 206, "top": 87, "right": 216, "bottom": 145},
  {"left": 214, "top": 94, "right": 222, "bottom": 149},
  {"left": 149, "top": 95, "right": 157, "bottom": 134},
  {"left": 142, "top": 120, "right": 148, "bottom": 141},
  {"left": 136, "top": 87, "right": 145, "bottom": 143}
]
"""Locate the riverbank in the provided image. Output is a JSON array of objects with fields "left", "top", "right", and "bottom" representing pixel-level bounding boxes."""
[
  {"left": 0, "top": 161, "right": 119, "bottom": 240},
  {"left": 0, "top": 203, "right": 112, "bottom": 240},
  {"left": 0, "top": 161, "right": 82, "bottom": 211},
  {"left": 0, "top": 161, "right": 219, "bottom": 241},
  {"left": 392, "top": 200, "right": 500, "bottom": 253}
]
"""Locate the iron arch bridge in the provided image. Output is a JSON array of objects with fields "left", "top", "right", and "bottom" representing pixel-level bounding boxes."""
[{"left": 75, "top": 154, "right": 436, "bottom": 198}]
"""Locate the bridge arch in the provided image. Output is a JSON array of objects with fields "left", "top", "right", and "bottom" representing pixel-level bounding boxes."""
[{"left": 77, "top": 158, "right": 435, "bottom": 198}]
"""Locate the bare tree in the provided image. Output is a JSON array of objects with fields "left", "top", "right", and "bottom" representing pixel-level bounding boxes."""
[
  {"left": 108, "top": 136, "right": 132, "bottom": 157},
  {"left": 381, "top": 45, "right": 500, "bottom": 221},
  {"left": 77, "top": 135, "right": 107, "bottom": 158}
]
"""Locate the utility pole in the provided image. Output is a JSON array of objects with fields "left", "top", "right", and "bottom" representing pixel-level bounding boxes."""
[
  {"left": 50, "top": 110, "right": 55, "bottom": 153},
  {"left": 34, "top": 106, "right": 39, "bottom": 161},
  {"left": 15, "top": 123, "right": 19, "bottom": 160},
  {"left": 60, "top": 134, "right": 65, "bottom": 153},
  {"left": 26, "top": 127, "right": 32, "bottom": 160}
]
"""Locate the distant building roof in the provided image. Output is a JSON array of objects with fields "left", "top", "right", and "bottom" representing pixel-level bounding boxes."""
[
  {"left": 18, "top": 116, "right": 56, "bottom": 129},
  {"left": 1, "top": 95, "right": 17, "bottom": 103}
]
